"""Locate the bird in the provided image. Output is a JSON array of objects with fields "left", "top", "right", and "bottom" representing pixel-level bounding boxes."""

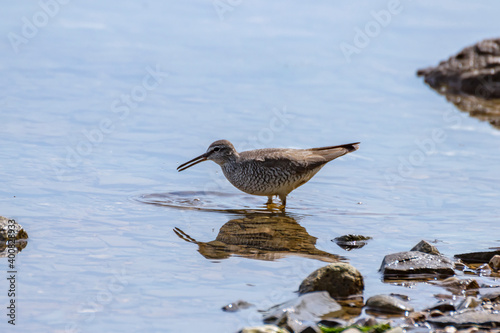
[{"left": 177, "top": 140, "right": 359, "bottom": 209}]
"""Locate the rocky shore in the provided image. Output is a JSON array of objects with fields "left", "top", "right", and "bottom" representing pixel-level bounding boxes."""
[{"left": 232, "top": 240, "right": 500, "bottom": 333}]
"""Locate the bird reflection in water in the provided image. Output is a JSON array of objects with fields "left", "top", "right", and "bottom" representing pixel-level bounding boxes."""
[{"left": 174, "top": 213, "right": 343, "bottom": 262}]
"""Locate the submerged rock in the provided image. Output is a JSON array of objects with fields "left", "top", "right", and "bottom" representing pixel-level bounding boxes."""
[
  {"left": 455, "top": 250, "right": 500, "bottom": 264},
  {"left": 365, "top": 294, "right": 414, "bottom": 315},
  {"left": 380, "top": 251, "right": 455, "bottom": 280},
  {"left": 222, "top": 300, "right": 253, "bottom": 312},
  {"left": 410, "top": 240, "right": 440, "bottom": 255},
  {"left": 417, "top": 38, "right": 500, "bottom": 129},
  {"left": 430, "top": 277, "right": 480, "bottom": 295},
  {"left": 262, "top": 291, "right": 342, "bottom": 333},
  {"left": 333, "top": 235, "right": 372, "bottom": 251},
  {"left": 298, "top": 263, "right": 364, "bottom": 300}
]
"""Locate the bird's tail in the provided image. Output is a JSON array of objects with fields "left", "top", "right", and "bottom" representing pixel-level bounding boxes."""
[{"left": 310, "top": 142, "right": 360, "bottom": 161}]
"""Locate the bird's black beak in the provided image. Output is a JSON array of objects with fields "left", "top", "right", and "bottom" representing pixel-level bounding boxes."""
[{"left": 177, "top": 152, "right": 210, "bottom": 172}]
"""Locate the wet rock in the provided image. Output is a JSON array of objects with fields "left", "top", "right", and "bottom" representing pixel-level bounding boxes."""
[
  {"left": 239, "top": 325, "right": 289, "bottom": 333},
  {"left": 417, "top": 38, "right": 500, "bottom": 129},
  {"left": 263, "top": 291, "right": 342, "bottom": 332},
  {"left": 0, "top": 216, "right": 28, "bottom": 257},
  {"left": 481, "top": 290, "right": 500, "bottom": 302},
  {"left": 222, "top": 300, "right": 253, "bottom": 312},
  {"left": 354, "top": 317, "right": 378, "bottom": 327},
  {"left": 298, "top": 263, "right": 364, "bottom": 300},
  {"left": 431, "top": 277, "right": 480, "bottom": 295},
  {"left": 0, "top": 216, "right": 28, "bottom": 241},
  {"left": 365, "top": 294, "right": 414, "bottom": 315},
  {"left": 380, "top": 251, "right": 455, "bottom": 280},
  {"left": 410, "top": 240, "right": 440, "bottom": 255},
  {"left": 333, "top": 235, "right": 372, "bottom": 251},
  {"left": 429, "top": 310, "right": 444, "bottom": 318},
  {"left": 417, "top": 38, "right": 500, "bottom": 98},
  {"left": 455, "top": 250, "right": 500, "bottom": 264},
  {"left": 426, "top": 300, "right": 456, "bottom": 313},
  {"left": 489, "top": 255, "right": 500, "bottom": 271},
  {"left": 457, "top": 296, "right": 481, "bottom": 311},
  {"left": 427, "top": 310, "right": 500, "bottom": 328}
]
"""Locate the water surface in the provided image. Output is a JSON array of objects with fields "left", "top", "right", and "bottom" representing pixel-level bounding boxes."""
[{"left": 1, "top": 1, "right": 500, "bottom": 332}]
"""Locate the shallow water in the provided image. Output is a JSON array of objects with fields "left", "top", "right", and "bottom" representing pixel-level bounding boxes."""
[{"left": 1, "top": 1, "right": 500, "bottom": 332}]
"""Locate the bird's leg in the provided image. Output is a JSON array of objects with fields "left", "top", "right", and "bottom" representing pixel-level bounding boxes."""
[
  {"left": 278, "top": 194, "right": 287, "bottom": 210},
  {"left": 266, "top": 196, "right": 273, "bottom": 205}
]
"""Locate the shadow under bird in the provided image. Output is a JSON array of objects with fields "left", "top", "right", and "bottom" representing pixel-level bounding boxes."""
[{"left": 177, "top": 140, "right": 360, "bottom": 208}]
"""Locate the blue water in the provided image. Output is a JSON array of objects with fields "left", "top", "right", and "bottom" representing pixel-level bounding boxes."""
[{"left": 1, "top": 1, "right": 500, "bottom": 332}]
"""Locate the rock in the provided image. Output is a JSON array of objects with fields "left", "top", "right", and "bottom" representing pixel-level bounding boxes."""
[
  {"left": 489, "top": 255, "right": 500, "bottom": 271},
  {"left": 298, "top": 263, "right": 364, "bottom": 300},
  {"left": 455, "top": 250, "right": 500, "bottom": 264},
  {"left": 365, "top": 294, "right": 414, "bottom": 315},
  {"left": 380, "top": 251, "right": 455, "bottom": 280},
  {"left": 481, "top": 290, "right": 500, "bottom": 302},
  {"left": 417, "top": 38, "right": 500, "bottom": 98},
  {"left": 429, "top": 310, "right": 444, "bottom": 318},
  {"left": 430, "top": 277, "right": 480, "bottom": 295},
  {"left": 263, "top": 291, "right": 342, "bottom": 332},
  {"left": 221, "top": 300, "right": 253, "bottom": 312},
  {"left": 427, "top": 310, "right": 500, "bottom": 328},
  {"left": 333, "top": 235, "right": 372, "bottom": 251},
  {"left": 0, "top": 216, "right": 28, "bottom": 258},
  {"left": 457, "top": 296, "right": 481, "bottom": 311},
  {"left": 239, "top": 325, "right": 289, "bottom": 333},
  {"left": 417, "top": 38, "right": 500, "bottom": 129},
  {"left": 0, "top": 216, "right": 28, "bottom": 241},
  {"left": 426, "top": 300, "right": 456, "bottom": 313},
  {"left": 410, "top": 240, "right": 440, "bottom": 255}
]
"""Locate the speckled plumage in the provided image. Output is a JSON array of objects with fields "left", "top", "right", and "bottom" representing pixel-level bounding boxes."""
[{"left": 177, "top": 140, "right": 360, "bottom": 208}]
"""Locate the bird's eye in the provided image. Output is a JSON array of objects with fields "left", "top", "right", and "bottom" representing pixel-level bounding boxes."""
[{"left": 213, "top": 147, "right": 220, "bottom": 152}]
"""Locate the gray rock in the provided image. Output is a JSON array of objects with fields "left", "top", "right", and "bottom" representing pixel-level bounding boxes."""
[
  {"left": 263, "top": 291, "right": 341, "bottom": 332},
  {"left": 239, "top": 325, "right": 289, "bottom": 333},
  {"left": 455, "top": 250, "right": 500, "bottom": 264},
  {"left": 427, "top": 310, "right": 500, "bottom": 328},
  {"left": 410, "top": 240, "right": 440, "bottom": 255},
  {"left": 489, "top": 255, "right": 500, "bottom": 271},
  {"left": 365, "top": 294, "right": 414, "bottom": 314},
  {"left": 380, "top": 251, "right": 455, "bottom": 280},
  {"left": 299, "top": 263, "right": 364, "bottom": 299}
]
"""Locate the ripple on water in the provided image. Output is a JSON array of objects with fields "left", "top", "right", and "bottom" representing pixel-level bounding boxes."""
[{"left": 135, "top": 191, "right": 282, "bottom": 214}]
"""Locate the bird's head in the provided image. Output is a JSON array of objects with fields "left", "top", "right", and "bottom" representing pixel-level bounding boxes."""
[{"left": 177, "top": 140, "right": 237, "bottom": 171}]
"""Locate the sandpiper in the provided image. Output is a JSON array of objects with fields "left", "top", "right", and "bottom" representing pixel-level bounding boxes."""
[{"left": 177, "top": 140, "right": 359, "bottom": 208}]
